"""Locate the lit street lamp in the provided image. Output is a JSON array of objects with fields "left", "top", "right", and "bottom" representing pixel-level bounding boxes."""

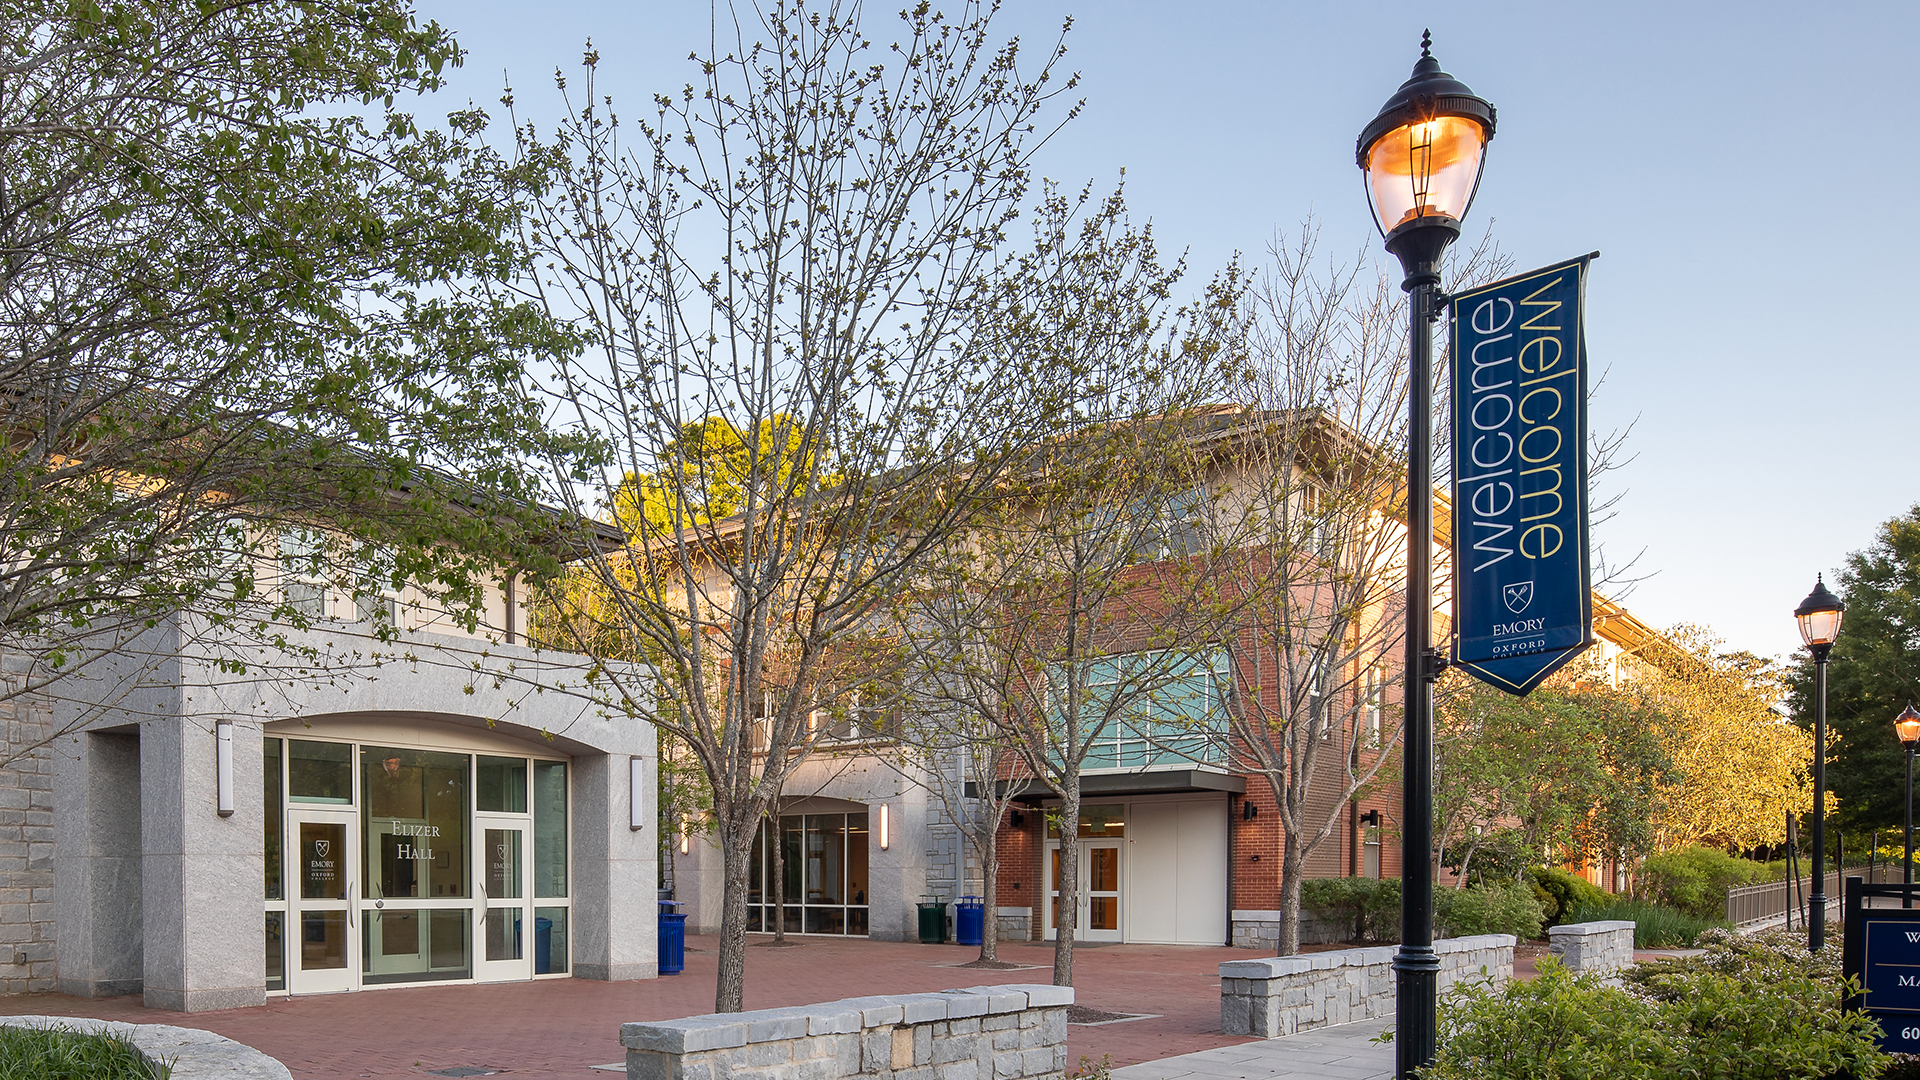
[
  {"left": 1795, "top": 577, "right": 1844, "bottom": 948},
  {"left": 1897, "top": 703, "right": 1920, "bottom": 907},
  {"left": 1357, "top": 31, "right": 1494, "bottom": 1079}
]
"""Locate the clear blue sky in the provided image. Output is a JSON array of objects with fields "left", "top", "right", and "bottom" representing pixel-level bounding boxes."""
[{"left": 416, "top": 0, "right": 1920, "bottom": 666}]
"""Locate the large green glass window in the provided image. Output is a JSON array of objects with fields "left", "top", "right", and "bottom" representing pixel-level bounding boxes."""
[
  {"left": 362, "top": 746, "right": 470, "bottom": 900},
  {"left": 1059, "top": 649, "right": 1232, "bottom": 771},
  {"left": 264, "top": 738, "right": 283, "bottom": 900},
  {"left": 478, "top": 756, "right": 528, "bottom": 813},
  {"left": 533, "top": 760, "right": 567, "bottom": 898},
  {"left": 289, "top": 740, "right": 352, "bottom": 803}
]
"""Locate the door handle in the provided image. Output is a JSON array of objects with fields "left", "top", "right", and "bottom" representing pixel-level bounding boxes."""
[{"left": 348, "top": 880, "right": 355, "bottom": 928}]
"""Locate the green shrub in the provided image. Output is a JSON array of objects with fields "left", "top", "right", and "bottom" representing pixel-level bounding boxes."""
[
  {"left": 1422, "top": 946, "right": 1892, "bottom": 1080},
  {"left": 1300, "top": 877, "right": 1400, "bottom": 942},
  {"left": 0, "top": 1024, "right": 167, "bottom": 1080},
  {"left": 1566, "top": 898, "right": 1728, "bottom": 948},
  {"left": 1421, "top": 957, "right": 1676, "bottom": 1079},
  {"left": 1433, "top": 880, "right": 1547, "bottom": 941},
  {"left": 1639, "top": 845, "right": 1773, "bottom": 919},
  {"left": 1528, "top": 866, "right": 1610, "bottom": 926}
]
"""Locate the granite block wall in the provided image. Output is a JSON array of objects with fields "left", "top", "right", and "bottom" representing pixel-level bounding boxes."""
[
  {"left": 0, "top": 650, "right": 56, "bottom": 994},
  {"left": 1546, "top": 920, "right": 1634, "bottom": 982},
  {"left": 623, "top": 984, "right": 1074, "bottom": 1080},
  {"left": 1219, "top": 934, "right": 1515, "bottom": 1038}
]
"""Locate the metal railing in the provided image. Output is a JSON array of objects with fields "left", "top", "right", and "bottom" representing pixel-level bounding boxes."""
[{"left": 1725, "top": 865, "right": 1890, "bottom": 926}]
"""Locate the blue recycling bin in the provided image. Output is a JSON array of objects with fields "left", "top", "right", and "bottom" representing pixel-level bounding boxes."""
[
  {"left": 658, "top": 901, "right": 687, "bottom": 975},
  {"left": 955, "top": 896, "right": 984, "bottom": 946},
  {"left": 535, "top": 916, "right": 554, "bottom": 974}
]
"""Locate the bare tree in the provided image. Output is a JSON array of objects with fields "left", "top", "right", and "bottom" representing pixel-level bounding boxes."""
[
  {"left": 1194, "top": 224, "right": 1516, "bottom": 956},
  {"left": 511, "top": 1, "right": 1095, "bottom": 1012}
]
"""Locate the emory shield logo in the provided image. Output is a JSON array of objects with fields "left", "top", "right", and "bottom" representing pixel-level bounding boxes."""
[
  {"left": 1503, "top": 582, "right": 1535, "bottom": 614},
  {"left": 314, "top": 840, "right": 331, "bottom": 858}
]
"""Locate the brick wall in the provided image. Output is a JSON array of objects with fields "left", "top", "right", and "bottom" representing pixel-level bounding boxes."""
[{"left": 0, "top": 652, "right": 56, "bottom": 992}]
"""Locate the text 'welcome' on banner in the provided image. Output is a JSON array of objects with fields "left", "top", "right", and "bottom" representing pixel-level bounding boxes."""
[{"left": 1449, "top": 254, "right": 1595, "bottom": 696}]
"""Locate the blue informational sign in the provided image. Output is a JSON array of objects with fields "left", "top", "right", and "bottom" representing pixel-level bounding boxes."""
[
  {"left": 1449, "top": 255, "right": 1594, "bottom": 696},
  {"left": 1861, "top": 917, "right": 1920, "bottom": 1053}
]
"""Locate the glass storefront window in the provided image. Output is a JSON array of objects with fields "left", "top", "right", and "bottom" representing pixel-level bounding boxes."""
[
  {"left": 265, "top": 739, "right": 283, "bottom": 900},
  {"left": 289, "top": 740, "right": 352, "bottom": 803},
  {"left": 362, "top": 908, "right": 471, "bottom": 985},
  {"left": 534, "top": 907, "right": 568, "bottom": 974},
  {"left": 363, "top": 746, "right": 470, "bottom": 900},
  {"left": 749, "top": 812, "right": 870, "bottom": 936},
  {"left": 1047, "top": 804, "right": 1126, "bottom": 838},
  {"left": 478, "top": 756, "right": 527, "bottom": 813},
  {"left": 265, "top": 912, "right": 285, "bottom": 991},
  {"left": 533, "top": 760, "right": 567, "bottom": 898}
]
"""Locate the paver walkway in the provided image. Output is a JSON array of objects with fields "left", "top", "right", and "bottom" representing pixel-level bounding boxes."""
[
  {"left": 0, "top": 935, "right": 1256, "bottom": 1079},
  {"left": 1114, "top": 1018, "right": 1394, "bottom": 1080}
]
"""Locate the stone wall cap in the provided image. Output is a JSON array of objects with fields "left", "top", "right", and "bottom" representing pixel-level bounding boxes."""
[
  {"left": 1230, "top": 910, "right": 1284, "bottom": 921},
  {"left": 1435, "top": 934, "right": 1517, "bottom": 953},
  {"left": 1, "top": 1016, "right": 292, "bottom": 1080},
  {"left": 1550, "top": 920, "right": 1635, "bottom": 935},
  {"left": 1219, "top": 956, "right": 1314, "bottom": 979},
  {"left": 1019, "top": 984, "right": 1074, "bottom": 1007},
  {"left": 621, "top": 1017, "right": 750, "bottom": 1052}
]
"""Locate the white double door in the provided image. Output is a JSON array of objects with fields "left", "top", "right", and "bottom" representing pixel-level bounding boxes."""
[
  {"left": 1044, "top": 840, "right": 1124, "bottom": 942},
  {"left": 284, "top": 808, "right": 532, "bottom": 993}
]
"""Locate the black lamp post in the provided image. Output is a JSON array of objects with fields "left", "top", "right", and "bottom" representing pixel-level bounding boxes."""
[
  {"left": 1795, "top": 577, "right": 1844, "bottom": 949},
  {"left": 1897, "top": 703, "right": 1920, "bottom": 908},
  {"left": 1356, "top": 31, "right": 1495, "bottom": 1079}
]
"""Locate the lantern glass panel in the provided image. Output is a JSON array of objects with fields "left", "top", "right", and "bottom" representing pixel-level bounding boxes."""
[
  {"left": 1798, "top": 607, "right": 1843, "bottom": 648},
  {"left": 1366, "top": 115, "right": 1486, "bottom": 232}
]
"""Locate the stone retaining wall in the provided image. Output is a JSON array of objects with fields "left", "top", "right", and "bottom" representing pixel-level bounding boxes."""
[
  {"left": 1219, "top": 934, "right": 1516, "bottom": 1038},
  {"left": 1547, "top": 920, "right": 1634, "bottom": 981},
  {"left": 1, "top": 1015, "right": 291, "bottom": 1079},
  {"left": 623, "top": 984, "right": 1074, "bottom": 1080},
  {"left": 1229, "top": 910, "right": 1352, "bottom": 949}
]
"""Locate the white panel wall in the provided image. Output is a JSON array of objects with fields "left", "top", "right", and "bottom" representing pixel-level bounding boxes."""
[{"left": 1124, "top": 797, "right": 1227, "bottom": 945}]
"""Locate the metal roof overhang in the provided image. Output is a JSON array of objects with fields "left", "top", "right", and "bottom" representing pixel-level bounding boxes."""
[{"left": 967, "top": 770, "right": 1245, "bottom": 804}]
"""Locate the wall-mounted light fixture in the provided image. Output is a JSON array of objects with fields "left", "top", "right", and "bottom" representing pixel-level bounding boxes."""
[
  {"left": 1010, "top": 810, "right": 1025, "bottom": 828},
  {"left": 879, "top": 803, "right": 891, "bottom": 850},
  {"left": 1242, "top": 800, "right": 1258, "bottom": 822},
  {"left": 679, "top": 821, "right": 691, "bottom": 855},
  {"left": 215, "top": 720, "right": 235, "bottom": 817},
  {"left": 630, "top": 756, "right": 645, "bottom": 831}
]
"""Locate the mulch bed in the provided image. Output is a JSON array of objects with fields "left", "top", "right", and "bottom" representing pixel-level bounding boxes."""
[{"left": 1065, "top": 1005, "right": 1143, "bottom": 1025}]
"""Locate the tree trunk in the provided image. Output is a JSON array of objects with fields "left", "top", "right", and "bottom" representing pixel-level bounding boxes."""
[
  {"left": 769, "top": 802, "right": 788, "bottom": 943},
  {"left": 715, "top": 815, "right": 753, "bottom": 1012},
  {"left": 1278, "top": 827, "right": 1305, "bottom": 956},
  {"left": 980, "top": 818, "right": 1001, "bottom": 963},
  {"left": 1052, "top": 784, "right": 1079, "bottom": 987}
]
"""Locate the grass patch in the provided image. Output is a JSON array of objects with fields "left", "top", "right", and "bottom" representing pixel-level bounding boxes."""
[
  {"left": 0, "top": 1023, "right": 168, "bottom": 1079},
  {"left": 1566, "top": 899, "right": 1728, "bottom": 948}
]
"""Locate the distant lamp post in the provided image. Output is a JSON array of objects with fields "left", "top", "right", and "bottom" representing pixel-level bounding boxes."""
[
  {"left": 1898, "top": 703, "right": 1920, "bottom": 907},
  {"left": 1795, "top": 576, "right": 1844, "bottom": 949},
  {"left": 1357, "top": 30, "right": 1495, "bottom": 1080}
]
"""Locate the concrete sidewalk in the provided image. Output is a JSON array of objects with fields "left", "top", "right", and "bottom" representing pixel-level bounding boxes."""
[{"left": 1114, "top": 1018, "right": 1394, "bottom": 1080}]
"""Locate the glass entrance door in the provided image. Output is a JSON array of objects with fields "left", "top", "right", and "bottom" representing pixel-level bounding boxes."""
[
  {"left": 1044, "top": 840, "right": 1124, "bottom": 942},
  {"left": 477, "top": 819, "right": 531, "bottom": 981},
  {"left": 287, "top": 809, "right": 357, "bottom": 994}
]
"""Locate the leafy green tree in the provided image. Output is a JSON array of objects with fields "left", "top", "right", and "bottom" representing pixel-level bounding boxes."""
[
  {"left": 1787, "top": 505, "right": 1920, "bottom": 833},
  {"left": 2, "top": 0, "right": 580, "bottom": 759},
  {"left": 1435, "top": 668, "right": 1675, "bottom": 882}
]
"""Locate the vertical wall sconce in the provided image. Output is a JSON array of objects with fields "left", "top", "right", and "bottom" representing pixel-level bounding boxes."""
[
  {"left": 215, "top": 720, "right": 235, "bottom": 817},
  {"left": 630, "top": 756, "right": 645, "bottom": 831},
  {"left": 879, "top": 802, "right": 891, "bottom": 850},
  {"left": 679, "top": 822, "right": 691, "bottom": 855}
]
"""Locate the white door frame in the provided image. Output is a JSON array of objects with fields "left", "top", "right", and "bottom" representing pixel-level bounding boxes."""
[
  {"left": 286, "top": 807, "right": 359, "bottom": 995},
  {"left": 475, "top": 815, "right": 533, "bottom": 981},
  {"left": 1043, "top": 838, "right": 1125, "bottom": 943}
]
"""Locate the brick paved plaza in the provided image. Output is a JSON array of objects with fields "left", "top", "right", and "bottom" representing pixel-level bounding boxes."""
[{"left": 0, "top": 935, "right": 1258, "bottom": 1079}]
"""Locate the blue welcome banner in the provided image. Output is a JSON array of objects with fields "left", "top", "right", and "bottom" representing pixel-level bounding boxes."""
[{"left": 1449, "top": 255, "right": 1594, "bottom": 696}]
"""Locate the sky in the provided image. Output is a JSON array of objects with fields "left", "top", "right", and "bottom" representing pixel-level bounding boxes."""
[{"left": 413, "top": 0, "right": 1920, "bottom": 665}]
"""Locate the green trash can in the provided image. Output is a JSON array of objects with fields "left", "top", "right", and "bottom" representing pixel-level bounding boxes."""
[{"left": 916, "top": 896, "right": 948, "bottom": 944}]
